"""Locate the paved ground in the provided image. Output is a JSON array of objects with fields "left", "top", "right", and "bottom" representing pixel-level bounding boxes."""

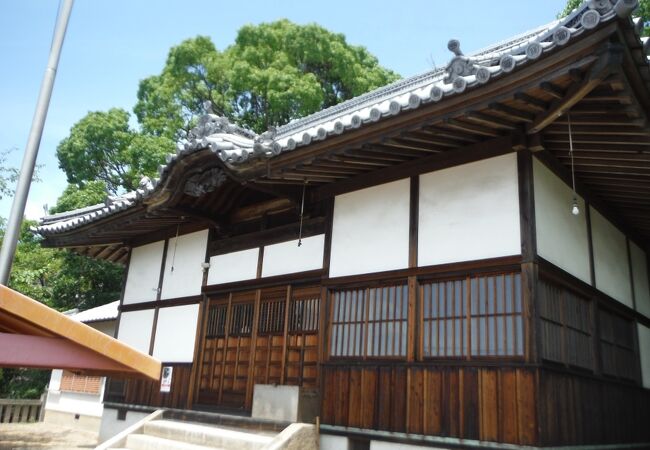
[{"left": 0, "top": 422, "right": 97, "bottom": 450}]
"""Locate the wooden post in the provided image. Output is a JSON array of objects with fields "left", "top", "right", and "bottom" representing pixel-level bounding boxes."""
[
  {"left": 280, "top": 285, "right": 292, "bottom": 385},
  {"left": 246, "top": 289, "right": 262, "bottom": 409},
  {"left": 518, "top": 149, "right": 539, "bottom": 364},
  {"left": 408, "top": 276, "right": 417, "bottom": 363}
]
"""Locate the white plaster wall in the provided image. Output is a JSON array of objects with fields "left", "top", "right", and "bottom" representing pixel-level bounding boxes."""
[
  {"left": 320, "top": 435, "right": 350, "bottom": 450},
  {"left": 116, "top": 309, "right": 155, "bottom": 354},
  {"left": 45, "top": 390, "right": 104, "bottom": 417},
  {"left": 371, "top": 441, "right": 433, "bottom": 450},
  {"left": 160, "top": 229, "right": 208, "bottom": 300},
  {"left": 91, "top": 320, "right": 115, "bottom": 337},
  {"left": 638, "top": 324, "right": 650, "bottom": 389},
  {"left": 533, "top": 159, "right": 591, "bottom": 284},
  {"left": 591, "top": 207, "right": 633, "bottom": 308},
  {"left": 152, "top": 304, "right": 200, "bottom": 362},
  {"left": 122, "top": 241, "right": 165, "bottom": 304},
  {"left": 262, "top": 234, "right": 324, "bottom": 278},
  {"left": 99, "top": 408, "right": 150, "bottom": 443},
  {"left": 630, "top": 241, "right": 650, "bottom": 318},
  {"left": 330, "top": 179, "right": 410, "bottom": 277},
  {"left": 418, "top": 154, "right": 521, "bottom": 267},
  {"left": 208, "top": 248, "right": 259, "bottom": 285},
  {"left": 49, "top": 369, "right": 62, "bottom": 391}
]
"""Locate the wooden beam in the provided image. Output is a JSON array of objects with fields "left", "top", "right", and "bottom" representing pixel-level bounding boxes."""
[
  {"left": 488, "top": 102, "right": 535, "bottom": 123},
  {"left": 466, "top": 111, "right": 518, "bottom": 130},
  {"left": 514, "top": 92, "right": 548, "bottom": 112},
  {"left": 527, "top": 45, "right": 624, "bottom": 134},
  {"left": 230, "top": 198, "right": 296, "bottom": 223},
  {"left": 540, "top": 81, "right": 565, "bottom": 99},
  {"left": 444, "top": 118, "right": 501, "bottom": 137},
  {"left": 313, "top": 135, "right": 517, "bottom": 200}
]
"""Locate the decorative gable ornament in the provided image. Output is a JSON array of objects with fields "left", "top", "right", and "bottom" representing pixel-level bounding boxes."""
[{"left": 183, "top": 167, "right": 227, "bottom": 197}]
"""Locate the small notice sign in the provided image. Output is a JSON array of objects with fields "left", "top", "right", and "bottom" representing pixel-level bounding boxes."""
[{"left": 160, "top": 366, "right": 173, "bottom": 393}]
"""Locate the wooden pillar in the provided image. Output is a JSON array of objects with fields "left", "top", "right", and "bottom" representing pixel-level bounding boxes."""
[
  {"left": 517, "top": 149, "right": 539, "bottom": 364},
  {"left": 246, "top": 289, "right": 262, "bottom": 409}
]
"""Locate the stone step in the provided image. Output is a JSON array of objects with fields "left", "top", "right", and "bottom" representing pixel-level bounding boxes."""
[
  {"left": 143, "top": 419, "right": 273, "bottom": 450},
  {"left": 126, "top": 433, "right": 224, "bottom": 450}
]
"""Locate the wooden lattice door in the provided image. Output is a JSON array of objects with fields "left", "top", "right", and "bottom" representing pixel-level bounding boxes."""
[
  {"left": 197, "top": 291, "right": 255, "bottom": 408},
  {"left": 196, "top": 285, "right": 321, "bottom": 410}
]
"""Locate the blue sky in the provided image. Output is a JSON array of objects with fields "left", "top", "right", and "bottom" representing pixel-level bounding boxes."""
[{"left": 0, "top": 0, "right": 567, "bottom": 220}]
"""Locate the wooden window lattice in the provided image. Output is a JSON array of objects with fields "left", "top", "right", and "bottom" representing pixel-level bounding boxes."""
[
  {"left": 600, "top": 308, "right": 636, "bottom": 380},
  {"left": 229, "top": 302, "right": 254, "bottom": 336},
  {"left": 538, "top": 279, "right": 593, "bottom": 369},
  {"left": 258, "top": 298, "right": 286, "bottom": 335},
  {"left": 206, "top": 303, "right": 228, "bottom": 338},
  {"left": 422, "top": 272, "right": 524, "bottom": 359},
  {"left": 330, "top": 284, "right": 408, "bottom": 358},
  {"left": 289, "top": 296, "right": 319, "bottom": 333}
]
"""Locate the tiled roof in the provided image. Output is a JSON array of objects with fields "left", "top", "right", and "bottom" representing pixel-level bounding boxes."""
[
  {"left": 71, "top": 300, "right": 119, "bottom": 323},
  {"left": 35, "top": 0, "right": 645, "bottom": 237}
]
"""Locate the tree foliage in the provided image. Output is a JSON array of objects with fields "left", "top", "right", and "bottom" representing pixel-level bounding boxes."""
[
  {"left": 6, "top": 219, "right": 124, "bottom": 312},
  {"left": 56, "top": 108, "right": 174, "bottom": 194},
  {"left": 48, "top": 180, "right": 108, "bottom": 215},
  {"left": 559, "top": 0, "right": 649, "bottom": 35},
  {"left": 135, "top": 21, "right": 400, "bottom": 136}
]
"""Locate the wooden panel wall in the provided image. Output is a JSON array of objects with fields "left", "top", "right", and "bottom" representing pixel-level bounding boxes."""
[
  {"left": 321, "top": 364, "right": 537, "bottom": 446},
  {"left": 105, "top": 364, "right": 192, "bottom": 410},
  {"left": 538, "top": 369, "right": 650, "bottom": 446}
]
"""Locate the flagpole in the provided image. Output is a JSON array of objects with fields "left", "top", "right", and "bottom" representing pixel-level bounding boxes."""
[{"left": 0, "top": 0, "right": 74, "bottom": 285}]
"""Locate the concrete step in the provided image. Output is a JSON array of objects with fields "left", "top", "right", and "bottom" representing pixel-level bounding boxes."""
[
  {"left": 126, "top": 433, "right": 224, "bottom": 450},
  {"left": 143, "top": 420, "right": 273, "bottom": 450}
]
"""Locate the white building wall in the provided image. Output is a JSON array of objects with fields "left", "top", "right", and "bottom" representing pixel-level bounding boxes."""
[
  {"left": 208, "top": 247, "right": 259, "bottom": 285},
  {"left": 638, "top": 324, "right": 650, "bottom": 389},
  {"left": 630, "top": 241, "right": 650, "bottom": 318},
  {"left": 116, "top": 309, "right": 155, "bottom": 354},
  {"left": 152, "top": 304, "right": 200, "bottom": 362},
  {"left": 591, "top": 207, "right": 633, "bottom": 308},
  {"left": 45, "top": 319, "right": 114, "bottom": 432},
  {"left": 533, "top": 159, "right": 591, "bottom": 284},
  {"left": 262, "top": 234, "right": 324, "bottom": 278},
  {"left": 330, "top": 178, "right": 410, "bottom": 277},
  {"left": 122, "top": 241, "right": 165, "bottom": 304},
  {"left": 418, "top": 153, "right": 521, "bottom": 266},
  {"left": 45, "top": 390, "right": 105, "bottom": 417},
  {"left": 161, "top": 229, "right": 208, "bottom": 299}
]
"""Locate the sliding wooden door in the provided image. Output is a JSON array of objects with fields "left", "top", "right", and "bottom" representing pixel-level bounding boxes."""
[{"left": 196, "top": 285, "right": 320, "bottom": 410}]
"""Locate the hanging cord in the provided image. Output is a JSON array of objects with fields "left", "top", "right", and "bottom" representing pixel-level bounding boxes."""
[
  {"left": 170, "top": 223, "right": 180, "bottom": 272},
  {"left": 297, "top": 181, "right": 307, "bottom": 247},
  {"left": 568, "top": 112, "right": 580, "bottom": 215}
]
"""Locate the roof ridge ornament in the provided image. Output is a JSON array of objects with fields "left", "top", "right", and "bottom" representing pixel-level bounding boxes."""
[
  {"left": 443, "top": 39, "right": 492, "bottom": 87},
  {"left": 253, "top": 127, "right": 277, "bottom": 156},
  {"left": 188, "top": 114, "right": 258, "bottom": 142}
]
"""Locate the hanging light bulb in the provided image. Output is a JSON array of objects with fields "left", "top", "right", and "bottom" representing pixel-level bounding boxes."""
[
  {"left": 567, "top": 112, "right": 579, "bottom": 217},
  {"left": 571, "top": 197, "right": 580, "bottom": 216}
]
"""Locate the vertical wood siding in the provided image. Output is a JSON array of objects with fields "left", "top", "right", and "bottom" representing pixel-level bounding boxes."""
[
  {"left": 105, "top": 364, "right": 192, "bottom": 409},
  {"left": 321, "top": 365, "right": 537, "bottom": 445}
]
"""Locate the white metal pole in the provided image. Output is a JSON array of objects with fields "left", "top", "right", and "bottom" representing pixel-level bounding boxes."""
[{"left": 0, "top": 0, "right": 74, "bottom": 285}]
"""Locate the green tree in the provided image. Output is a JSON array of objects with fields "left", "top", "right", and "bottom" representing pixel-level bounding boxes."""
[
  {"left": 6, "top": 219, "right": 124, "bottom": 312},
  {"left": 135, "top": 36, "right": 229, "bottom": 140},
  {"left": 135, "top": 21, "right": 400, "bottom": 135},
  {"left": 228, "top": 20, "right": 399, "bottom": 131},
  {"left": 559, "top": 0, "right": 649, "bottom": 35},
  {"left": 48, "top": 180, "right": 108, "bottom": 215},
  {"left": 56, "top": 108, "right": 174, "bottom": 194}
]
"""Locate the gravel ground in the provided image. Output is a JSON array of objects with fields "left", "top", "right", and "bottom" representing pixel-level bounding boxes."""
[{"left": 0, "top": 422, "right": 97, "bottom": 450}]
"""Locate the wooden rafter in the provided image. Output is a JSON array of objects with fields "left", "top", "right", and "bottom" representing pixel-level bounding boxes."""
[{"left": 527, "top": 45, "right": 624, "bottom": 135}]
